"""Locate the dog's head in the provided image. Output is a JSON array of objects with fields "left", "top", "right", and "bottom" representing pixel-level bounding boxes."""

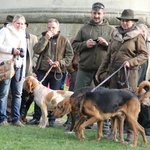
[
  {"left": 53, "top": 98, "right": 72, "bottom": 118},
  {"left": 23, "top": 76, "right": 40, "bottom": 93}
]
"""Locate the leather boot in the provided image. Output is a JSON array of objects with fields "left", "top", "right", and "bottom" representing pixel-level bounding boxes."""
[{"left": 125, "top": 124, "right": 134, "bottom": 142}]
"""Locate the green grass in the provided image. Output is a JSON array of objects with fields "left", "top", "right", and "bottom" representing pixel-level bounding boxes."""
[{"left": 0, "top": 123, "right": 150, "bottom": 150}]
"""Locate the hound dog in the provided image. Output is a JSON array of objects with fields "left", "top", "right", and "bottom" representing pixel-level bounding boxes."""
[
  {"left": 53, "top": 81, "right": 150, "bottom": 147},
  {"left": 23, "top": 76, "right": 74, "bottom": 128},
  {"left": 53, "top": 86, "right": 104, "bottom": 131},
  {"left": 75, "top": 84, "right": 150, "bottom": 147}
]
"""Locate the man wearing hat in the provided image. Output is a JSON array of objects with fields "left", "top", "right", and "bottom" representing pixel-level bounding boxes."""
[
  {"left": 72, "top": 2, "right": 114, "bottom": 132},
  {"left": 96, "top": 9, "right": 148, "bottom": 141}
]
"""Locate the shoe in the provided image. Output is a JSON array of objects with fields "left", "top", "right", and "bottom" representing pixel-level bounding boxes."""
[
  {"left": 49, "top": 121, "right": 55, "bottom": 127},
  {"left": 13, "top": 121, "right": 24, "bottom": 127},
  {"left": 146, "top": 131, "right": 150, "bottom": 136},
  {"left": 27, "top": 118, "right": 40, "bottom": 125},
  {"left": 85, "top": 126, "right": 92, "bottom": 129},
  {"left": 125, "top": 133, "right": 134, "bottom": 142},
  {"left": 0, "top": 121, "right": 8, "bottom": 126},
  {"left": 103, "top": 130, "right": 110, "bottom": 136}
]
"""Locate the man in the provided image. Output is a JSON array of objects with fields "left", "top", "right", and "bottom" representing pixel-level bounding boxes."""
[
  {"left": 27, "top": 18, "right": 74, "bottom": 127},
  {"left": 72, "top": 2, "right": 114, "bottom": 132}
]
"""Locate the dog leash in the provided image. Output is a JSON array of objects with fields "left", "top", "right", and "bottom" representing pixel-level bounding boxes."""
[
  {"left": 91, "top": 63, "right": 125, "bottom": 92},
  {"left": 40, "top": 65, "right": 63, "bottom": 84}
]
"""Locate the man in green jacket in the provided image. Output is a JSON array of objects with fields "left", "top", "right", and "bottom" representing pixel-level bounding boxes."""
[
  {"left": 72, "top": 2, "right": 114, "bottom": 132},
  {"left": 72, "top": 2, "right": 114, "bottom": 91}
]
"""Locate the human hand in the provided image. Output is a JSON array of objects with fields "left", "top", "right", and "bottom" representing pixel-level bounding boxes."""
[
  {"left": 123, "top": 61, "right": 130, "bottom": 68},
  {"left": 45, "top": 31, "right": 55, "bottom": 40},
  {"left": 13, "top": 48, "right": 21, "bottom": 56},
  {"left": 97, "top": 37, "right": 108, "bottom": 46},
  {"left": 86, "top": 39, "right": 96, "bottom": 48}
]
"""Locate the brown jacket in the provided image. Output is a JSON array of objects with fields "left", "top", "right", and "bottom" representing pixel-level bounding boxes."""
[{"left": 96, "top": 25, "right": 148, "bottom": 88}]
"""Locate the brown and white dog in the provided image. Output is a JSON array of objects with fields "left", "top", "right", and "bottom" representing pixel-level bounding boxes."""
[{"left": 23, "top": 76, "right": 74, "bottom": 128}]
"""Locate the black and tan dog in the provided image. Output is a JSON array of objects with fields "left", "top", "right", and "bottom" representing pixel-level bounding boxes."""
[
  {"left": 54, "top": 81, "right": 150, "bottom": 146},
  {"left": 53, "top": 86, "right": 104, "bottom": 131},
  {"left": 75, "top": 89, "right": 149, "bottom": 147}
]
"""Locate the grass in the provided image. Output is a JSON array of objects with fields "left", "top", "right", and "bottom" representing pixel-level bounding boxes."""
[
  {"left": 0, "top": 124, "right": 150, "bottom": 150},
  {"left": 1, "top": 85, "right": 150, "bottom": 150}
]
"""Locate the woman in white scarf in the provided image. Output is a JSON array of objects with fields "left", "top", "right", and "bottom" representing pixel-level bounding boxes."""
[{"left": 0, "top": 14, "right": 26, "bottom": 126}]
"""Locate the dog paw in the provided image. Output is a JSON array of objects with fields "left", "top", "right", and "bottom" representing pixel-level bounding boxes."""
[{"left": 38, "top": 123, "right": 46, "bottom": 128}]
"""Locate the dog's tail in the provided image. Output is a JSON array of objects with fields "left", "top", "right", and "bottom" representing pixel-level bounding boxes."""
[{"left": 138, "top": 81, "right": 150, "bottom": 105}]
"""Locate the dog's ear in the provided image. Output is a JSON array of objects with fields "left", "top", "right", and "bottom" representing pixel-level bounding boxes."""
[
  {"left": 23, "top": 78, "right": 34, "bottom": 93},
  {"left": 61, "top": 99, "right": 72, "bottom": 116}
]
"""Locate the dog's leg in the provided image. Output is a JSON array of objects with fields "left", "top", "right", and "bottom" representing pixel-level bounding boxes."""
[
  {"left": 117, "top": 114, "right": 126, "bottom": 144},
  {"left": 136, "top": 122, "right": 147, "bottom": 145},
  {"left": 126, "top": 117, "right": 139, "bottom": 147},
  {"left": 91, "top": 120, "right": 103, "bottom": 142},
  {"left": 74, "top": 116, "right": 86, "bottom": 139},
  {"left": 78, "top": 117, "right": 98, "bottom": 140},
  {"left": 38, "top": 103, "right": 48, "bottom": 128}
]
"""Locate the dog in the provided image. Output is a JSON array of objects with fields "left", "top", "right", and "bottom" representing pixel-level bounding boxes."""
[
  {"left": 53, "top": 81, "right": 150, "bottom": 147},
  {"left": 53, "top": 86, "right": 104, "bottom": 131},
  {"left": 110, "top": 81, "right": 150, "bottom": 143},
  {"left": 75, "top": 88, "right": 149, "bottom": 147},
  {"left": 23, "top": 76, "right": 74, "bottom": 128}
]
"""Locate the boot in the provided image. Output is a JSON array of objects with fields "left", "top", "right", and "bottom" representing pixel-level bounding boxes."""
[
  {"left": 125, "top": 124, "right": 134, "bottom": 142},
  {"left": 63, "top": 113, "right": 72, "bottom": 127}
]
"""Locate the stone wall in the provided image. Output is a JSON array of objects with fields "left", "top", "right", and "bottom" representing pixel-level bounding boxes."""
[{"left": 0, "top": 0, "right": 150, "bottom": 38}]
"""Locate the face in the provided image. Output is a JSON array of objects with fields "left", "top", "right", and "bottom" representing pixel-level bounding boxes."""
[
  {"left": 121, "top": 19, "right": 135, "bottom": 30},
  {"left": 48, "top": 22, "right": 60, "bottom": 35},
  {"left": 13, "top": 18, "right": 25, "bottom": 32},
  {"left": 91, "top": 9, "right": 105, "bottom": 23}
]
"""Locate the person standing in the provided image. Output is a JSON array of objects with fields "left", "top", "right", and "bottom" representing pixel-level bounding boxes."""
[
  {"left": 0, "top": 14, "right": 27, "bottom": 126},
  {"left": 72, "top": 2, "right": 114, "bottom": 132},
  {"left": 96, "top": 9, "right": 148, "bottom": 141},
  {"left": 137, "top": 23, "right": 150, "bottom": 136},
  {"left": 27, "top": 18, "right": 74, "bottom": 127},
  {"left": 72, "top": 2, "right": 114, "bottom": 91}
]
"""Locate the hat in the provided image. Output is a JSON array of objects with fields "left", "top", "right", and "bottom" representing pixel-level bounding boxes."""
[
  {"left": 92, "top": 2, "right": 105, "bottom": 10},
  {"left": 4, "top": 15, "right": 14, "bottom": 24},
  {"left": 116, "top": 9, "right": 138, "bottom": 22}
]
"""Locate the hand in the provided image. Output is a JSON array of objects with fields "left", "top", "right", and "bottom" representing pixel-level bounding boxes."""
[
  {"left": 97, "top": 37, "right": 108, "bottom": 46},
  {"left": 13, "top": 48, "right": 20, "bottom": 56},
  {"left": 52, "top": 61, "right": 60, "bottom": 68},
  {"left": 45, "top": 31, "right": 54, "bottom": 40},
  {"left": 123, "top": 61, "right": 130, "bottom": 68},
  {"left": 86, "top": 39, "right": 96, "bottom": 48},
  {"left": 95, "top": 74, "right": 100, "bottom": 83}
]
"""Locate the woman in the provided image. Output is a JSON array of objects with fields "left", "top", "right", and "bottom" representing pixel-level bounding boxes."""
[
  {"left": 0, "top": 14, "right": 27, "bottom": 126},
  {"left": 96, "top": 9, "right": 148, "bottom": 141}
]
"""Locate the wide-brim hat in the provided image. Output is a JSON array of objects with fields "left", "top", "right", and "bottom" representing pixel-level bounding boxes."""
[{"left": 116, "top": 9, "right": 138, "bottom": 22}]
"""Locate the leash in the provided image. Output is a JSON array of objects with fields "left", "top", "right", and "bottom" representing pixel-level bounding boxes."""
[
  {"left": 91, "top": 63, "right": 125, "bottom": 92},
  {"left": 40, "top": 65, "right": 63, "bottom": 84}
]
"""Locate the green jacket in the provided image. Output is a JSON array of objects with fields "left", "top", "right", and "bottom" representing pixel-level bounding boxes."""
[
  {"left": 33, "top": 32, "right": 74, "bottom": 73},
  {"left": 72, "top": 19, "right": 114, "bottom": 71}
]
